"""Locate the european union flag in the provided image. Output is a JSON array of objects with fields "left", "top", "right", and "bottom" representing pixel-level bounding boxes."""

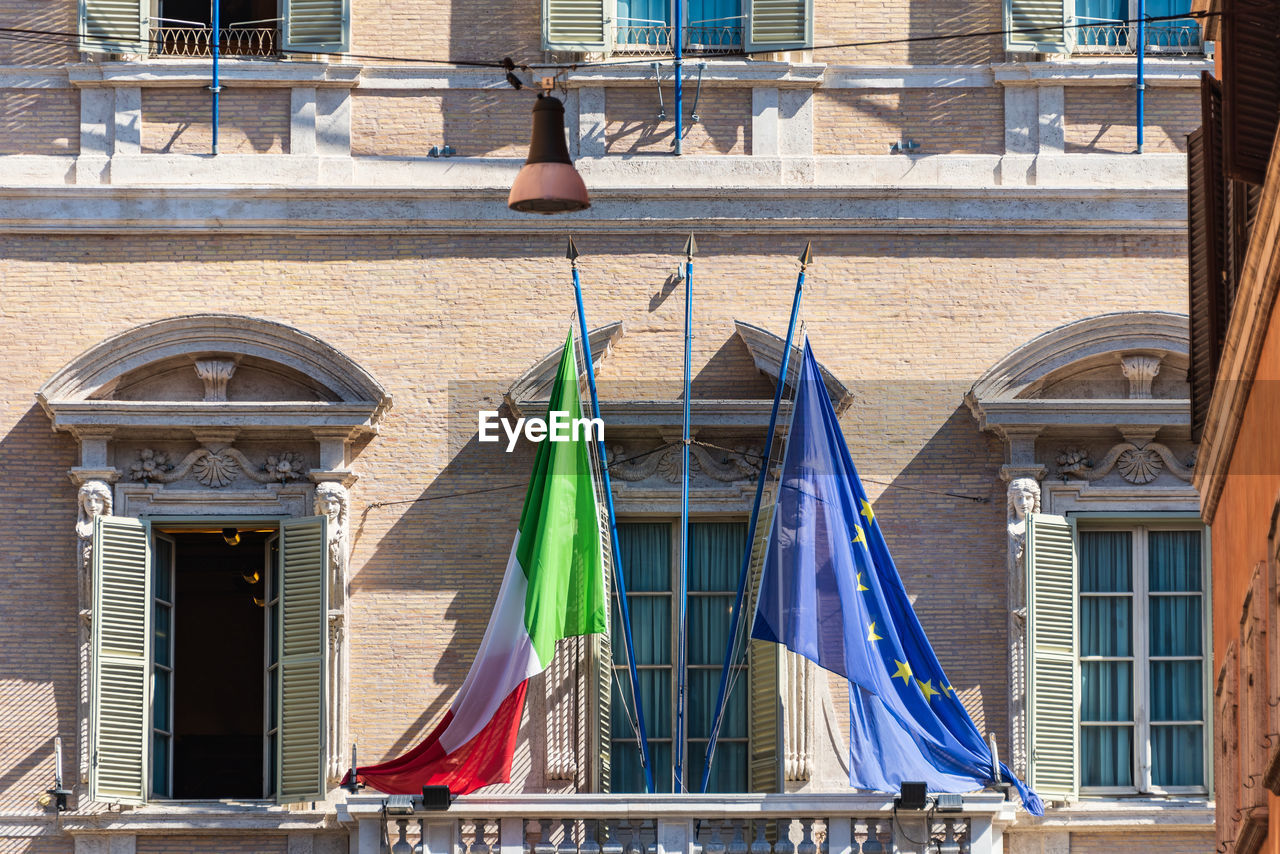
[{"left": 751, "top": 340, "right": 1043, "bottom": 816}]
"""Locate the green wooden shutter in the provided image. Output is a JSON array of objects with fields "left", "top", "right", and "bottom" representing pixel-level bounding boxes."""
[
  {"left": 79, "top": 0, "right": 146, "bottom": 53},
  {"left": 283, "top": 0, "right": 349, "bottom": 53},
  {"left": 1025, "top": 513, "right": 1078, "bottom": 801},
  {"left": 90, "top": 516, "right": 151, "bottom": 805},
  {"left": 543, "top": 0, "right": 608, "bottom": 51},
  {"left": 747, "top": 485, "right": 781, "bottom": 793},
  {"left": 277, "top": 515, "right": 329, "bottom": 804},
  {"left": 746, "top": 0, "right": 812, "bottom": 52},
  {"left": 593, "top": 494, "right": 613, "bottom": 792},
  {"left": 1004, "top": 0, "right": 1067, "bottom": 53}
]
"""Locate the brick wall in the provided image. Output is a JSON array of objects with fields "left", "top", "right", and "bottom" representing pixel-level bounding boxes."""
[
  {"left": 812, "top": 0, "right": 1003, "bottom": 65},
  {"left": 0, "top": 90, "right": 78, "bottom": 155},
  {"left": 1064, "top": 86, "right": 1200, "bottom": 154},
  {"left": 352, "top": 89, "right": 531, "bottom": 157},
  {"left": 813, "top": 89, "right": 1004, "bottom": 155},
  {"left": 0, "top": 0, "right": 77, "bottom": 66},
  {"left": 349, "top": 0, "right": 540, "bottom": 71},
  {"left": 605, "top": 87, "right": 750, "bottom": 154},
  {"left": 141, "top": 88, "right": 290, "bottom": 154}
]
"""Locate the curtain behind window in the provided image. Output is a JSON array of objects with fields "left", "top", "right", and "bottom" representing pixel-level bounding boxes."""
[{"left": 1080, "top": 531, "right": 1133, "bottom": 787}]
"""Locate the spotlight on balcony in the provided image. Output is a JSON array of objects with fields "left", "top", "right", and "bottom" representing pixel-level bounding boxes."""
[
  {"left": 895, "top": 781, "right": 928, "bottom": 811},
  {"left": 385, "top": 794, "right": 415, "bottom": 816},
  {"left": 422, "top": 785, "right": 452, "bottom": 811}
]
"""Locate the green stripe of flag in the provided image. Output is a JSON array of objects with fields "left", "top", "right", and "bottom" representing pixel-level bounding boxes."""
[{"left": 516, "top": 330, "right": 608, "bottom": 669}]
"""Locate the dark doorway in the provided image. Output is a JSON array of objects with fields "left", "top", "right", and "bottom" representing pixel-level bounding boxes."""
[{"left": 171, "top": 531, "right": 270, "bottom": 799}]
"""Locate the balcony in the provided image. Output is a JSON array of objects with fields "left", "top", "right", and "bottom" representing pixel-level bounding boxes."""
[
  {"left": 613, "top": 18, "right": 745, "bottom": 56},
  {"left": 150, "top": 18, "right": 282, "bottom": 57},
  {"left": 341, "top": 793, "right": 1015, "bottom": 854},
  {"left": 1070, "top": 18, "right": 1202, "bottom": 55}
]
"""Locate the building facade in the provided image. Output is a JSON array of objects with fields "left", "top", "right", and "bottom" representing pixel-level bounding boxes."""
[{"left": 0, "top": 0, "right": 1214, "bottom": 849}]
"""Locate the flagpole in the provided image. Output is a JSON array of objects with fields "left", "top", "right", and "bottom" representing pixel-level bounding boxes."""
[
  {"left": 567, "top": 238, "right": 656, "bottom": 794},
  {"left": 674, "top": 233, "right": 696, "bottom": 792},
  {"left": 699, "top": 242, "right": 811, "bottom": 793}
]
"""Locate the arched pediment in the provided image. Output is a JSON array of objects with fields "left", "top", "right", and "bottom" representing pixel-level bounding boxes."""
[
  {"left": 967, "top": 312, "right": 1190, "bottom": 432},
  {"left": 733, "top": 320, "right": 853, "bottom": 415},
  {"left": 38, "top": 314, "right": 391, "bottom": 435}
]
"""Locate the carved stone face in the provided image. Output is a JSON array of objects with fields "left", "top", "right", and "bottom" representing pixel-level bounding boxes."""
[
  {"left": 83, "top": 493, "right": 106, "bottom": 517},
  {"left": 1009, "top": 480, "right": 1039, "bottom": 520},
  {"left": 320, "top": 495, "right": 342, "bottom": 523}
]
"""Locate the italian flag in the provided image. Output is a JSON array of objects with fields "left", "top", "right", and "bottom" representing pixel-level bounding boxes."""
[{"left": 351, "top": 330, "right": 608, "bottom": 795}]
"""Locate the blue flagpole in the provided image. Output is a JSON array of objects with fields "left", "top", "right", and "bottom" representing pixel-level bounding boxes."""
[
  {"left": 674, "top": 234, "right": 695, "bottom": 792},
  {"left": 699, "top": 242, "right": 811, "bottom": 794},
  {"left": 1136, "top": 0, "right": 1145, "bottom": 154},
  {"left": 567, "top": 238, "right": 655, "bottom": 794}
]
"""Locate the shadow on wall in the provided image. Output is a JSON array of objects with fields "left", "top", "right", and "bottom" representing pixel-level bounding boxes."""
[
  {"left": 850, "top": 396, "right": 1009, "bottom": 755},
  {"left": 908, "top": 0, "right": 1003, "bottom": 65},
  {"left": 0, "top": 405, "right": 81, "bottom": 811}
]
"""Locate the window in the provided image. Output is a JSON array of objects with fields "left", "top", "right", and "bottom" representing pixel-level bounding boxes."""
[
  {"left": 542, "top": 0, "right": 810, "bottom": 54},
  {"left": 89, "top": 515, "right": 328, "bottom": 806},
  {"left": 79, "top": 0, "right": 349, "bottom": 56},
  {"left": 610, "top": 520, "right": 751, "bottom": 793},
  {"left": 1025, "top": 515, "right": 1209, "bottom": 800},
  {"left": 1003, "top": 0, "right": 1200, "bottom": 54}
]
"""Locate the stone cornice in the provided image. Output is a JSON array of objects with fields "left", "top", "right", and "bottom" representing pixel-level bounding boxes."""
[
  {"left": 992, "top": 57, "right": 1210, "bottom": 86},
  {"left": 0, "top": 179, "right": 1188, "bottom": 234},
  {"left": 1193, "top": 139, "right": 1280, "bottom": 522}
]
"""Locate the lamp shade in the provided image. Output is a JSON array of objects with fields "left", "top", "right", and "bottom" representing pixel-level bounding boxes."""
[{"left": 508, "top": 95, "right": 590, "bottom": 214}]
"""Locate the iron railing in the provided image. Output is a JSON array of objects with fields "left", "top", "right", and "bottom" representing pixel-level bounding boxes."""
[
  {"left": 1071, "top": 18, "right": 1202, "bottom": 55},
  {"left": 613, "top": 17, "right": 743, "bottom": 55},
  {"left": 149, "top": 17, "right": 282, "bottom": 57}
]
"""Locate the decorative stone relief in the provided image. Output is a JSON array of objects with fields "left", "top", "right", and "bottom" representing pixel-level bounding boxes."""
[
  {"left": 784, "top": 651, "right": 814, "bottom": 782},
  {"left": 193, "top": 358, "right": 237, "bottom": 402},
  {"left": 544, "top": 636, "right": 584, "bottom": 783},
  {"left": 608, "top": 442, "right": 761, "bottom": 485},
  {"left": 1119, "top": 354, "right": 1162, "bottom": 399},
  {"left": 1056, "top": 442, "right": 1193, "bottom": 484},
  {"left": 128, "top": 445, "right": 309, "bottom": 488},
  {"left": 1005, "top": 475, "right": 1041, "bottom": 780},
  {"left": 315, "top": 481, "right": 351, "bottom": 783},
  {"left": 75, "top": 479, "right": 113, "bottom": 785}
]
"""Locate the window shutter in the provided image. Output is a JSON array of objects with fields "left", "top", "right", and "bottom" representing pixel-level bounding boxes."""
[
  {"left": 1003, "top": 0, "right": 1067, "bottom": 54},
  {"left": 277, "top": 515, "right": 329, "bottom": 804},
  {"left": 1025, "top": 513, "right": 1077, "bottom": 801},
  {"left": 283, "top": 0, "right": 349, "bottom": 53},
  {"left": 746, "top": 0, "right": 812, "bottom": 52},
  {"left": 543, "top": 0, "right": 608, "bottom": 51},
  {"left": 90, "top": 515, "right": 151, "bottom": 805},
  {"left": 1189, "top": 73, "right": 1226, "bottom": 442},
  {"left": 79, "top": 0, "right": 146, "bottom": 53},
  {"left": 747, "top": 488, "right": 781, "bottom": 793},
  {"left": 593, "top": 495, "right": 613, "bottom": 792},
  {"left": 1221, "top": 0, "right": 1280, "bottom": 185}
]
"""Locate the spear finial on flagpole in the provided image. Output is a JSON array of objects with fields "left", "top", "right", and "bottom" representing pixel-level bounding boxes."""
[
  {"left": 566, "top": 236, "right": 580, "bottom": 268},
  {"left": 799, "top": 240, "right": 813, "bottom": 271},
  {"left": 684, "top": 233, "right": 697, "bottom": 260}
]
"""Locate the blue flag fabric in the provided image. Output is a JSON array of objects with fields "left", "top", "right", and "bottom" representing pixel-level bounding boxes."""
[{"left": 751, "top": 339, "right": 1043, "bottom": 816}]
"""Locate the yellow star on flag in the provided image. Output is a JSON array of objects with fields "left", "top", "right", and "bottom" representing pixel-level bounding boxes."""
[
  {"left": 867, "top": 621, "right": 882, "bottom": 642},
  {"left": 891, "top": 660, "right": 913, "bottom": 684},
  {"left": 917, "top": 679, "right": 940, "bottom": 702},
  {"left": 857, "top": 572, "right": 869, "bottom": 592},
  {"left": 861, "top": 499, "right": 875, "bottom": 524},
  {"left": 852, "top": 524, "right": 866, "bottom": 545},
  {"left": 942, "top": 684, "right": 955, "bottom": 697}
]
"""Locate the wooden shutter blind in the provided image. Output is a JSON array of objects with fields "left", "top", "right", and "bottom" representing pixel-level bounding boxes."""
[
  {"left": 543, "top": 0, "right": 607, "bottom": 51},
  {"left": 283, "top": 0, "right": 349, "bottom": 53},
  {"left": 277, "top": 516, "right": 328, "bottom": 804},
  {"left": 1025, "top": 513, "right": 1077, "bottom": 801},
  {"left": 1004, "top": 0, "right": 1068, "bottom": 53},
  {"left": 1222, "top": 0, "right": 1280, "bottom": 185},
  {"left": 80, "top": 0, "right": 146, "bottom": 53},
  {"left": 747, "top": 0, "right": 812, "bottom": 51},
  {"left": 747, "top": 481, "right": 781, "bottom": 793}
]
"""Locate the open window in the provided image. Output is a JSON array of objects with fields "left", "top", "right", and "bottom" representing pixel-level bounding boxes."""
[
  {"left": 1003, "top": 0, "right": 1200, "bottom": 54},
  {"left": 542, "top": 0, "right": 810, "bottom": 55},
  {"left": 89, "top": 515, "right": 328, "bottom": 805}
]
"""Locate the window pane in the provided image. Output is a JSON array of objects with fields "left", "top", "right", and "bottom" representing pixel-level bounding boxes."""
[
  {"left": 152, "top": 734, "right": 169, "bottom": 798},
  {"left": 153, "top": 539, "right": 172, "bottom": 601},
  {"left": 1148, "top": 531, "right": 1202, "bottom": 592},
  {"left": 154, "top": 603, "right": 171, "bottom": 668},
  {"left": 689, "top": 522, "right": 746, "bottom": 592},
  {"left": 268, "top": 602, "right": 280, "bottom": 666},
  {"left": 688, "top": 669, "right": 745, "bottom": 739},
  {"left": 619, "top": 596, "right": 670, "bottom": 665},
  {"left": 689, "top": 595, "right": 733, "bottom": 665},
  {"left": 1081, "top": 661, "right": 1133, "bottom": 721},
  {"left": 1080, "top": 531, "right": 1132, "bottom": 592},
  {"left": 619, "top": 523, "right": 671, "bottom": 592},
  {"left": 1151, "top": 724, "right": 1203, "bottom": 786},
  {"left": 1081, "top": 726, "right": 1133, "bottom": 787},
  {"left": 611, "top": 740, "right": 674, "bottom": 793},
  {"left": 153, "top": 668, "right": 170, "bottom": 729},
  {"left": 1149, "top": 595, "right": 1202, "bottom": 656},
  {"left": 612, "top": 668, "right": 671, "bottom": 739},
  {"left": 688, "top": 740, "right": 747, "bottom": 793},
  {"left": 1150, "top": 661, "right": 1203, "bottom": 721},
  {"left": 1080, "top": 597, "right": 1132, "bottom": 656}
]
